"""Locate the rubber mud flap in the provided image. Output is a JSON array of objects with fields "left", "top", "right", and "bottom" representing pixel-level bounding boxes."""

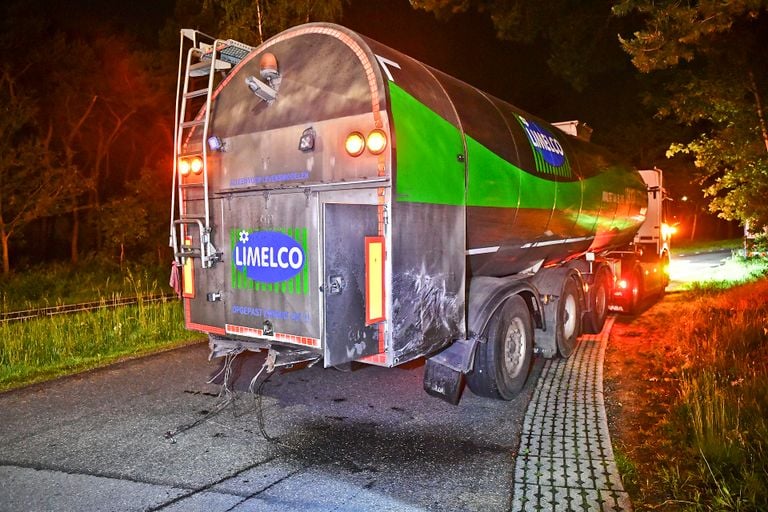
[{"left": 423, "top": 359, "right": 463, "bottom": 405}]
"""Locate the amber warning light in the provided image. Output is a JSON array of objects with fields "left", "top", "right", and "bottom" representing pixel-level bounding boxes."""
[
  {"left": 178, "top": 156, "right": 203, "bottom": 176},
  {"left": 345, "top": 130, "right": 388, "bottom": 157}
]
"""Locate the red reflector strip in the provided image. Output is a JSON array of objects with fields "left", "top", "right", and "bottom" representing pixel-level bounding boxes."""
[{"left": 225, "top": 324, "right": 320, "bottom": 348}]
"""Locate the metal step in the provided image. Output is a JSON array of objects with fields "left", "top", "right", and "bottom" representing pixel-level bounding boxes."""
[
  {"left": 184, "top": 89, "right": 209, "bottom": 99},
  {"left": 189, "top": 59, "right": 231, "bottom": 77},
  {"left": 179, "top": 182, "right": 205, "bottom": 189},
  {"left": 202, "top": 39, "right": 254, "bottom": 66},
  {"left": 180, "top": 119, "right": 205, "bottom": 129},
  {"left": 176, "top": 248, "right": 201, "bottom": 258},
  {"left": 178, "top": 215, "right": 205, "bottom": 222}
]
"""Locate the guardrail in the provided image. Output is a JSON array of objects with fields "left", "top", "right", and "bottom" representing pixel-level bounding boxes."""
[{"left": 0, "top": 294, "right": 179, "bottom": 324}]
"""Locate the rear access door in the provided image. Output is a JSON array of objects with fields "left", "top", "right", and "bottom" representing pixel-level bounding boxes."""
[
  {"left": 223, "top": 190, "right": 322, "bottom": 351},
  {"left": 322, "top": 195, "right": 383, "bottom": 366}
]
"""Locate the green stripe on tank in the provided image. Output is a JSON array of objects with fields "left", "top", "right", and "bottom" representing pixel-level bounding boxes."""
[
  {"left": 388, "top": 83, "right": 465, "bottom": 206},
  {"left": 388, "top": 82, "right": 642, "bottom": 215}
]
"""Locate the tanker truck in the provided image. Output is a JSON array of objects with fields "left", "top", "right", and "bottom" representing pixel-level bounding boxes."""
[{"left": 170, "top": 23, "right": 670, "bottom": 404}]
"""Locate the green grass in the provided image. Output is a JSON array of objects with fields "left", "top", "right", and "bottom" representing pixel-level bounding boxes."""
[
  {"left": 655, "top": 275, "right": 768, "bottom": 510},
  {"left": 0, "top": 262, "right": 203, "bottom": 392},
  {"left": 684, "top": 255, "right": 768, "bottom": 294},
  {"left": 0, "top": 298, "right": 203, "bottom": 392},
  {"left": 0, "top": 257, "right": 170, "bottom": 312}
]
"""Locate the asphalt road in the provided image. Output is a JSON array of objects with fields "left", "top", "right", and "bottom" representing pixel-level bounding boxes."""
[
  {"left": 0, "top": 343, "right": 543, "bottom": 512},
  {"left": 668, "top": 248, "right": 733, "bottom": 290}
]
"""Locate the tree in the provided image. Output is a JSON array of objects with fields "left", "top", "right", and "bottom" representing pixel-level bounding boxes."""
[
  {"left": 409, "top": 0, "right": 631, "bottom": 91},
  {"left": 166, "top": 0, "right": 347, "bottom": 46},
  {"left": 614, "top": 1, "right": 768, "bottom": 231},
  {"left": 0, "top": 69, "right": 67, "bottom": 274}
]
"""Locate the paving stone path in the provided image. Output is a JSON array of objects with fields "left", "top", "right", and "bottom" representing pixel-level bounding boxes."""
[{"left": 512, "top": 315, "right": 632, "bottom": 511}]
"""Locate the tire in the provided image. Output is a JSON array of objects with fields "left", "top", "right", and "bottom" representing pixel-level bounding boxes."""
[
  {"left": 466, "top": 296, "right": 533, "bottom": 400},
  {"left": 661, "top": 253, "right": 670, "bottom": 289},
  {"left": 583, "top": 268, "right": 610, "bottom": 334},
  {"left": 626, "top": 267, "right": 643, "bottom": 314},
  {"left": 556, "top": 277, "right": 582, "bottom": 358}
]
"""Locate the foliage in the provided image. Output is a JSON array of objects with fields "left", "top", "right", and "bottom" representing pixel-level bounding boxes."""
[
  {"left": 409, "top": 0, "right": 633, "bottom": 91},
  {"left": 623, "top": 274, "right": 768, "bottom": 510},
  {"left": 0, "top": 0, "right": 174, "bottom": 272},
  {"left": 614, "top": 1, "right": 768, "bottom": 232},
  {"left": 168, "top": 0, "right": 347, "bottom": 46},
  {"left": 0, "top": 69, "right": 69, "bottom": 274},
  {"left": 0, "top": 258, "right": 170, "bottom": 312}
]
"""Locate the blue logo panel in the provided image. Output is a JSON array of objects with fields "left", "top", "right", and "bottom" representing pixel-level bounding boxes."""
[{"left": 234, "top": 230, "right": 306, "bottom": 283}]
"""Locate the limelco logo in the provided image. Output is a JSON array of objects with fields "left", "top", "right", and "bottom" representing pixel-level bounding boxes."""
[
  {"left": 234, "top": 230, "right": 305, "bottom": 283},
  {"left": 518, "top": 116, "right": 566, "bottom": 167}
]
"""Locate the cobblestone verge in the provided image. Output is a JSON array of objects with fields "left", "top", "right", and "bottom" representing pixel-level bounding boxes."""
[{"left": 512, "top": 316, "right": 632, "bottom": 511}]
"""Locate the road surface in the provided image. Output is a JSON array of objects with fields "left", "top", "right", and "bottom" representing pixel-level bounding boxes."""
[
  {"left": 0, "top": 343, "right": 542, "bottom": 511},
  {"left": 668, "top": 248, "right": 733, "bottom": 290}
]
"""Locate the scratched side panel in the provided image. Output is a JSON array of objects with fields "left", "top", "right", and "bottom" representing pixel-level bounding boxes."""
[{"left": 390, "top": 202, "right": 466, "bottom": 364}]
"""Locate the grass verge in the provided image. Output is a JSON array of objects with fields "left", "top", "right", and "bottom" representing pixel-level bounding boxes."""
[
  {"left": 0, "top": 298, "right": 204, "bottom": 392},
  {"left": 608, "top": 259, "right": 768, "bottom": 510},
  {"left": 0, "top": 257, "right": 170, "bottom": 312}
]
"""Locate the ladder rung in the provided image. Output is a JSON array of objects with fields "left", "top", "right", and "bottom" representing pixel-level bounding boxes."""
[
  {"left": 179, "top": 149, "right": 203, "bottom": 158},
  {"left": 180, "top": 119, "right": 205, "bottom": 129},
  {"left": 185, "top": 89, "right": 209, "bottom": 99},
  {"left": 176, "top": 249, "right": 201, "bottom": 258},
  {"left": 180, "top": 182, "right": 205, "bottom": 188},
  {"left": 189, "top": 59, "right": 231, "bottom": 77}
]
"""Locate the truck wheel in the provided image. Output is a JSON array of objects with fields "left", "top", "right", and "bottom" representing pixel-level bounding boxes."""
[
  {"left": 627, "top": 268, "right": 643, "bottom": 314},
  {"left": 661, "top": 253, "right": 670, "bottom": 289},
  {"left": 583, "top": 268, "right": 610, "bottom": 334},
  {"left": 467, "top": 296, "right": 533, "bottom": 400},
  {"left": 556, "top": 277, "right": 581, "bottom": 358}
]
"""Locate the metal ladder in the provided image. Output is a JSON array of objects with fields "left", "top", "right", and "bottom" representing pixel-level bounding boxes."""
[{"left": 170, "top": 29, "right": 254, "bottom": 269}]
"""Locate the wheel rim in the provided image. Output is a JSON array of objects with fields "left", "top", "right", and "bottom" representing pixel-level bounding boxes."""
[
  {"left": 503, "top": 317, "right": 527, "bottom": 378},
  {"left": 595, "top": 281, "right": 607, "bottom": 319},
  {"left": 563, "top": 293, "right": 577, "bottom": 340}
]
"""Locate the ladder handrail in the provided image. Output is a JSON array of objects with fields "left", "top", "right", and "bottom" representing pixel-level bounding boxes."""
[{"left": 170, "top": 29, "right": 253, "bottom": 269}]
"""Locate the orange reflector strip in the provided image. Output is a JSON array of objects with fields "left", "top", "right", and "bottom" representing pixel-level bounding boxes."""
[
  {"left": 182, "top": 236, "right": 195, "bottom": 298},
  {"left": 365, "top": 236, "right": 385, "bottom": 325},
  {"left": 225, "top": 324, "right": 321, "bottom": 348}
]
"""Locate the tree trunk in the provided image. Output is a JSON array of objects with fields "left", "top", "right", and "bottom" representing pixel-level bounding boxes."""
[
  {"left": 748, "top": 70, "right": 768, "bottom": 154},
  {"left": 71, "top": 210, "right": 79, "bottom": 265},
  {"left": 690, "top": 213, "right": 698, "bottom": 241},
  {"left": 1, "top": 231, "right": 9, "bottom": 275},
  {"left": 256, "top": 0, "right": 264, "bottom": 44}
]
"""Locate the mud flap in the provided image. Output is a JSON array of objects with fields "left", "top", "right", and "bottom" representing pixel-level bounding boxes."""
[
  {"left": 423, "top": 360, "right": 463, "bottom": 405},
  {"left": 422, "top": 338, "right": 479, "bottom": 405}
]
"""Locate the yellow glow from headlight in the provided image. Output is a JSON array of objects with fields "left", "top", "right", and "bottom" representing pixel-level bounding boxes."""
[
  {"left": 345, "top": 132, "right": 365, "bottom": 157},
  {"left": 661, "top": 223, "right": 677, "bottom": 239},
  {"left": 366, "top": 129, "right": 387, "bottom": 155}
]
